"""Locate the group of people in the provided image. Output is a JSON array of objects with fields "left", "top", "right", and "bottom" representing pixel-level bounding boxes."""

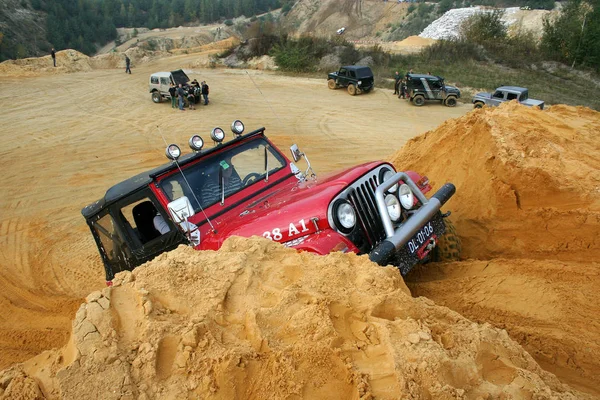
[
  {"left": 393, "top": 69, "right": 413, "bottom": 99},
  {"left": 168, "top": 79, "right": 210, "bottom": 111}
]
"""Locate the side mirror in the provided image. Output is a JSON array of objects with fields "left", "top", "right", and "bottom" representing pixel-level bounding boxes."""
[
  {"left": 167, "top": 196, "right": 195, "bottom": 223},
  {"left": 290, "top": 144, "right": 302, "bottom": 162}
]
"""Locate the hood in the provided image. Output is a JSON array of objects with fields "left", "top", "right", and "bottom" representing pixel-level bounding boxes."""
[
  {"left": 521, "top": 99, "right": 544, "bottom": 108},
  {"left": 171, "top": 69, "right": 190, "bottom": 86},
  {"left": 445, "top": 85, "right": 460, "bottom": 95},
  {"left": 473, "top": 92, "right": 492, "bottom": 100},
  {"left": 199, "top": 161, "right": 385, "bottom": 247}
]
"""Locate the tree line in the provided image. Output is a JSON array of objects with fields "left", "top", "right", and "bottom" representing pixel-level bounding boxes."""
[{"left": 29, "top": 0, "right": 286, "bottom": 57}]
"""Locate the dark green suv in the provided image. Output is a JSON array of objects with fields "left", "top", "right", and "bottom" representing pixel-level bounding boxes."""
[
  {"left": 406, "top": 73, "right": 460, "bottom": 107},
  {"left": 327, "top": 66, "right": 374, "bottom": 96}
]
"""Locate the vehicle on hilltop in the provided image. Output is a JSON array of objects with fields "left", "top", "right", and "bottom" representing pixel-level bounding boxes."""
[
  {"left": 82, "top": 120, "right": 459, "bottom": 284},
  {"left": 327, "top": 66, "right": 375, "bottom": 95},
  {"left": 472, "top": 86, "right": 544, "bottom": 109},
  {"left": 406, "top": 73, "right": 461, "bottom": 107}
]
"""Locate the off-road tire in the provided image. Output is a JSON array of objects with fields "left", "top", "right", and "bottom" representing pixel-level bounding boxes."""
[
  {"left": 413, "top": 95, "right": 425, "bottom": 106},
  {"left": 444, "top": 96, "right": 457, "bottom": 107},
  {"left": 151, "top": 91, "right": 162, "bottom": 103},
  {"left": 432, "top": 218, "right": 461, "bottom": 262},
  {"left": 473, "top": 101, "right": 484, "bottom": 109},
  {"left": 347, "top": 84, "right": 357, "bottom": 96},
  {"left": 328, "top": 79, "right": 337, "bottom": 90}
]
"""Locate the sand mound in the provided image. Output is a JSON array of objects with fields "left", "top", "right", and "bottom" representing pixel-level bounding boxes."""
[
  {"left": 0, "top": 50, "right": 93, "bottom": 77},
  {"left": 389, "top": 102, "right": 600, "bottom": 261},
  {"left": 0, "top": 237, "right": 582, "bottom": 399},
  {"left": 398, "top": 35, "right": 436, "bottom": 47}
]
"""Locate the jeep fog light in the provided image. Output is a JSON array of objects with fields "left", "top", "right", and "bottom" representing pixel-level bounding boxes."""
[
  {"left": 333, "top": 199, "right": 356, "bottom": 233},
  {"left": 385, "top": 194, "right": 401, "bottom": 222},
  {"left": 189, "top": 135, "right": 204, "bottom": 151},
  {"left": 210, "top": 127, "right": 225, "bottom": 143},
  {"left": 380, "top": 169, "right": 399, "bottom": 193},
  {"left": 231, "top": 120, "right": 244, "bottom": 136},
  {"left": 165, "top": 144, "right": 181, "bottom": 160},
  {"left": 398, "top": 184, "right": 414, "bottom": 210}
]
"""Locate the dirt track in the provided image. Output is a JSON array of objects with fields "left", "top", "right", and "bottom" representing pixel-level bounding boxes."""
[{"left": 0, "top": 52, "right": 468, "bottom": 369}]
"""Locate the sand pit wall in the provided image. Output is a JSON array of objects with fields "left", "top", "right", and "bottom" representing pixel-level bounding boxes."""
[{"left": 389, "top": 102, "right": 600, "bottom": 261}]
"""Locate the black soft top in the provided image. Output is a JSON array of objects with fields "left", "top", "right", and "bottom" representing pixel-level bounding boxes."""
[
  {"left": 342, "top": 65, "right": 373, "bottom": 78},
  {"left": 407, "top": 73, "right": 442, "bottom": 80},
  {"left": 81, "top": 128, "right": 267, "bottom": 219}
]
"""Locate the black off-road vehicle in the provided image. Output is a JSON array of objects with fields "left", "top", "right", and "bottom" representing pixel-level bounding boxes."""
[
  {"left": 406, "top": 74, "right": 460, "bottom": 107},
  {"left": 327, "top": 66, "right": 374, "bottom": 96}
]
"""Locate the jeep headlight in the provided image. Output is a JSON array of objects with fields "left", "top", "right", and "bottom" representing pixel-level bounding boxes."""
[
  {"left": 385, "top": 194, "right": 401, "bottom": 222},
  {"left": 333, "top": 199, "right": 356, "bottom": 233},
  {"left": 398, "top": 184, "right": 414, "bottom": 210},
  {"left": 380, "top": 168, "right": 398, "bottom": 193},
  {"left": 358, "top": 80, "right": 362, "bottom": 85}
]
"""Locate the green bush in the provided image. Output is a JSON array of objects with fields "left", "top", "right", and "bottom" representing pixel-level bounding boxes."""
[
  {"left": 224, "top": 19, "right": 233, "bottom": 26},
  {"left": 460, "top": 9, "right": 507, "bottom": 44}
]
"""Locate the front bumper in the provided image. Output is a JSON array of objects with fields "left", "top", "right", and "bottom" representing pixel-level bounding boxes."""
[{"left": 368, "top": 177, "right": 456, "bottom": 273}]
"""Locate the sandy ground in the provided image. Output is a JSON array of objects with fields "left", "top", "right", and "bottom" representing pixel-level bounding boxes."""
[
  {"left": 0, "top": 50, "right": 467, "bottom": 370},
  {"left": 1, "top": 47, "right": 599, "bottom": 399}
]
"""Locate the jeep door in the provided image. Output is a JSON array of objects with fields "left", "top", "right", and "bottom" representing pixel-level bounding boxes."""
[
  {"left": 337, "top": 68, "right": 349, "bottom": 87},
  {"left": 159, "top": 77, "right": 171, "bottom": 96},
  {"left": 425, "top": 78, "right": 443, "bottom": 100},
  {"left": 490, "top": 90, "right": 506, "bottom": 106}
]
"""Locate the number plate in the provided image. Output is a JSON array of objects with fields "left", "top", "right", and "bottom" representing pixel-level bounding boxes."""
[{"left": 406, "top": 222, "right": 434, "bottom": 257}]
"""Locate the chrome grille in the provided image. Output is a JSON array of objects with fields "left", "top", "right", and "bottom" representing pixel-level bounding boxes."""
[{"left": 347, "top": 175, "right": 386, "bottom": 247}]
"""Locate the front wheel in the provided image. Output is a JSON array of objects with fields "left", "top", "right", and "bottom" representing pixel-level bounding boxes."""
[
  {"left": 473, "top": 101, "right": 484, "bottom": 109},
  {"left": 327, "top": 79, "right": 337, "bottom": 90},
  {"left": 413, "top": 95, "right": 425, "bottom": 106},
  {"left": 431, "top": 218, "right": 461, "bottom": 262},
  {"left": 347, "top": 84, "right": 357, "bottom": 96},
  {"left": 444, "top": 96, "right": 457, "bottom": 107},
  {"left": 151, "top": 91, "right": 162, "bottom": 103}
]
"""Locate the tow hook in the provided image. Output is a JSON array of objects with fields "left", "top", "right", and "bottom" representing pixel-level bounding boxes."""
[
  {"left": 426, "top": 237, "right": 436, "bottom": 252},
  {"left": 441, "top": 211, "right": 452, "bottom": 218}
]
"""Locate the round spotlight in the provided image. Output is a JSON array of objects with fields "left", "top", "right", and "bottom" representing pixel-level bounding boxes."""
[
  {"left": 379, "top": 168, "right": 398, "bottom": 193},
  {"left": 398, "top": 184, "right": 415, "bottom": 210},
  {"left": 333, "top": 199, "right": 356, "bottom": 234},
  {"left": 210, "top": 127, "right": 225, "bottom": 143},
  {"left": 385, "top": 194, "right": 402, "bottom": 222},
  {"left": 231, "top": 120, "right": 245, "bottom": 136},
  {"left": 165, "top": 144, "right": 181, "bottom": 160},
  {"left": 189, "top": 135, "right": 204, "bottom": 151}
]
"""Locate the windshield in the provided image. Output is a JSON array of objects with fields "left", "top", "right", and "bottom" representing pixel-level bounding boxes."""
[{"left": 159, "top": 138, "right": 287, "bottom": 211}]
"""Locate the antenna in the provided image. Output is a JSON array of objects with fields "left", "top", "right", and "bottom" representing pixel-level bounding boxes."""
[
  {"left": 156, "top": 125, "right": 217, "bottom": 233},
  {"left": 245, "top": 70, "right": 285, "bottom": 129}
]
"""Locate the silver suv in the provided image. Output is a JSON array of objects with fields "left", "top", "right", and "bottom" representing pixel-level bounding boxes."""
[
  {"left": 472, "top": 86, "right": 544, "bottom": 109},
  {"left": 149, "top": 69, "right": 191, "bottom": 103}
]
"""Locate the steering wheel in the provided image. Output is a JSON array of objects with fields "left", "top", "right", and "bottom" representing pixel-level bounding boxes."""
[{"left": 242, "top": 173, "right": 262, "bottom": 186}]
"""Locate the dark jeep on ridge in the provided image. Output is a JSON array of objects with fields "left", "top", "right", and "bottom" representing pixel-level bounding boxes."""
[
  {"left": 406, "top": 73, "right": 461, "bottom": 107},
  {"left": 328, "top": 66, "right": 375, "bottom": 95},
  {"left": 82, "top": 120, "right": 460, "bottom": 284}
]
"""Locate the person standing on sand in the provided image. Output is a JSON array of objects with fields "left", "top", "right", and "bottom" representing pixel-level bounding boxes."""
[
  {"left": 393, "top": 71, "right": 401, "bottom": 95},
  {"left": 201, "top": 81, "right": 209, "bottom": 105},
  {"left": 177, "top": 84, "right": 186, "bottom": 111},
  {"left": 168, "top": 83, "right": 177, "bottom": 109},
  {"left": 125, "top": 55, "right": 132, "bottom": 74},
  {"left": 51, "top": 48, "right": 56, "bottom": 67}
]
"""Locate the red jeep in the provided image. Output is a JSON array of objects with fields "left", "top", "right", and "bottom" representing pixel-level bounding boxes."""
[{"left": 82, "top": 121, "right": 458, "bottom": 284}]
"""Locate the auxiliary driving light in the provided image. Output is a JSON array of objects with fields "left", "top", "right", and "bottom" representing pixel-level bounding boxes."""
[
  {"left": 385, "top": 194, "right": 402, "bottom": 222},
  {"left": 189, "top": 135, "right": 204, "bottom": 152},
  {"left": 231, "top": 120, "right": 245, "bottom": 136},
  {"left": 380, "top": 168, "right": 399, "bottom": 193},
  {"left": 165, "top": 144, "right": 181, "bottom": 160},
  {"left": 398, "top": 184, "right": 415, "bottom": 210},
  {"left": 210, "top": 127, "right": 225, "bottom": 143}
]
